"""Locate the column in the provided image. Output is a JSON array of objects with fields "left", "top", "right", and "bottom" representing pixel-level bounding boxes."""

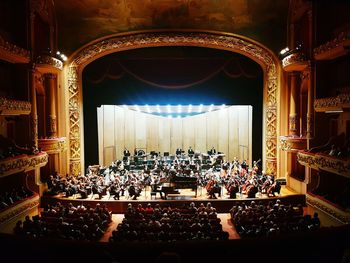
[
  {"left": 289, "top": 72, "right": 299, "bottom": 136},
  {"left": 30, "top": 67, "right": 38, "bottom": 147},
  {"left": 45, "top": 73, "right": 57, "bottom": 138}
]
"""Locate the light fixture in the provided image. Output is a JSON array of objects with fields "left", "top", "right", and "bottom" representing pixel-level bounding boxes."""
[
  {"left": 198, "top": 104, "right": 203, "bottom": 112},
  {"left": 279, "top": 47, "right": 290, "bottom": 55},
  {"left": 146, "top": 104, "right": 151, "bottom": 113},
  {"left": 167, "top": 115, "right": 172, "bottom": 119},
  {"left": 177, "top": 104, "right": 181, "bottom": 113},
  {"left": 325, "top": 110, "right": 343, "bottom": 114},
  {"left": 167, "top": 104, "right": 171, "bottom": 113},
  {"left": 188, "top": 104, "right": 192, "bottom": 113},
  {"left": 208, "top": 104, "right": 214, "bottom": 112},
  {"left": 157, "top": 104, "right": 161, "bottom": 113}
]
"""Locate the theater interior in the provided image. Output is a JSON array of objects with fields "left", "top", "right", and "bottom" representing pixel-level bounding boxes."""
[{"left": 0, "top": 1, "right": 349, "bottom": 262}]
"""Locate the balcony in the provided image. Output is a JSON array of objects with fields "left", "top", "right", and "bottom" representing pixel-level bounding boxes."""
[
  {"left": 282, "top": 52, "right": 308, "bottom": 72},
  {"left": 314, "top": 31, "right": 350, "bottom": 60},
  {"left": 0, "top": 35, "right": 30, "bottom": 64},
  {"left": 38, "top": 137, "right": 67, "bottom": 154},
  {"left": 279, "top": 135, "right": 307, "bottom": 153},
  {"left": 0, "top": 194, "right": 39, "bottom": 227},
  {"left": 0, "top": 97, "right": 31, "bottom": 116},
  {"left": 0, "top": 152, "right": 49, "bottom": 178},
  {"left": 297, "top": 151, "right": 350, "bottom": 178},
  {"left": 35, "top": 54, "right": 63, "bottom": 74},
  {"left": 314, "top": 93, "right": 350, "bottom": 113}
]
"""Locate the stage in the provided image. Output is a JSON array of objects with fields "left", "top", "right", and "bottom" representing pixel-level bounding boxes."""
[{"left": 41, "top": 185, "right": 306, "bottom": 214}]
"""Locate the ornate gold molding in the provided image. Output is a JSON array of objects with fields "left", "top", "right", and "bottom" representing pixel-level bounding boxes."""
[
  {"left": 297, "top": 151, "right": 350, "bottom": 178},
  {"left": 306, "top": 194, "right": 350, "bottom": 224},
  {"left": 68, "top": 31, "right": 280, "bottom": 175},
  {"left": 38, "top": 137, "right": 67, "bottom": 154},
  {"left": 36, "top": 55, "right": 63, "bottom": 73},
  {"left": 282, "top": 52, "right": 308, "bottom": 72},
  {"left": 0, "top": 195, "right": 39, "bottom": 225},
  {"left": 314, "top": 93, "right": 350, "bottom": 112},
  {"left": 0, "top": 35, "right": 30, "bottom": 63},
  {"left": 314, "top": 31, "right": 350, "bottom": 60},
  {"left": 0, "top": 97, "right": 31, "bottom": 116},
  {"left": 279, "top": 136, "right": 307, "bottom": 153},
  {"left": 0, "top": 152, "right": 48, "bottom": 178}
]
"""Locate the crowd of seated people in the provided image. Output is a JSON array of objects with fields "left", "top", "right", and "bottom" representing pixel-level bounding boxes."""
[
  {"left": 0, "top": 186, "right": 33, "bottom": 210},
  {"left": 13, "top": 202, "right": 112, "bottom": 241},
  {"left": 230, "top": 199, "right": 320, "bottom": 238},
  {"left": 109, "top": 202, "right": 229, "bottom": 242}
]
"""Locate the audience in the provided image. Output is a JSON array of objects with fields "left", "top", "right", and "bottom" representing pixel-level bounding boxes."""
[
  {"left": 14, "top": 202, "right": 112, "bottom": 241},
  {"left": 230, "top": 200, "right": 320, "bottom": 238}
]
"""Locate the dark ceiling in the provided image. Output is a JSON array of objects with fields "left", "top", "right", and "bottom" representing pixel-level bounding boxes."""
[{"left": 54, "top": 0, "right": 289, "bottom": 55}]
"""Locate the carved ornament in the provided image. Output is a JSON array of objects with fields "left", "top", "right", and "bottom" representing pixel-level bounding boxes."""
[
  {"left": 0, "top": 35, "right": 30, "bottom": 63},
  {"left": 314, "top": 31, "right": 350, "bottom": 60},
  {"left": 0, "top": 97, "right": 31, "bottom": 116},
  {"left": 38, "top": 137, "right": 67, "bottom": 154},
  {"left": 279, "top": 136, "right": 307, "bottom": 153},
  {"left": 0, "top": 152, "right": 48, "bottom": 178},
  {"left": 0, "top": 195, "right": 39, "bottom": 225},
  {"left": 297, "top": 151, "right": 350, "bottom": 178},
  {"left": 68, "top": 31, "right": 279, "bottom": 175},
  {"left": 306, "top": 194, "right": 350, "bottom": 224},
  {"left": 36, "top": 55, "right": 63, "bottom": 73},
  {"left": 314, "top": 93, "right": 350, "bottom": 112},
  {"left": 282, "top": 52, "right": 308, "bottom": 72}
]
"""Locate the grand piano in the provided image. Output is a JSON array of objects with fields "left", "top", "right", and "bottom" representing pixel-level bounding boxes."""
[{"left": 158, "top": 174, "right": 198, "bottom": 199}]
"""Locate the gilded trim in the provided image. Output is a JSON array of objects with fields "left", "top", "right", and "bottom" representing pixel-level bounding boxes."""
[{"left": 67, "top": 31, "right": 280, "bottom": 175}]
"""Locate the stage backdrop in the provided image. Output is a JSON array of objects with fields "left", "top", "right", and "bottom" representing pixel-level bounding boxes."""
[{"left": 97, "top": 105, "right": 252, "bottom": 166}]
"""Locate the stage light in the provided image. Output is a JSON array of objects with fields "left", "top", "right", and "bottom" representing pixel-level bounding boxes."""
[
  {"left": 279, "top": 47, "right": 289, "bottom": 55},
  {"left": 167, "top": 115, "right": 172, "bottom": 119},
  {"left": 156, "top": 104, "right": 161, "bottom": 113},
  {"left": 134, "top": 105, "right": 140, "bottom": 112},
  {"left": 177, "top": 115, "right": 181, "bottom": 119},
  {"left": 208, "top": 104, "right": 214, "bottom": 112},
  {"left": 146, "top": 104, "right": 151, "bottom": 113},
  {"left": 123, "top": 104, "right": 128, "bottom": 109},
  {"left": 221, "top": 104, "right": 226, "bottom": 110},
  {"left": 56, "top": 51, "right": 60, "bottom": 55},
  {"left": 167, "top": 104, "right": 171, "bottom": 113},
  {"left": 199, "top": 104, "right": 203, "bottom": 112},
  {"left": 177, "top": 104, "right": 181, "bottom": 113},
  {"left": 188, "top": 104, "right": 192, "bottom": 113}
]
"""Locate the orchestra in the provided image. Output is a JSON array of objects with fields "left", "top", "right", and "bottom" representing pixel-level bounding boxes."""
[{"left": 47, "top": 148, "right": 280, "bottom": 201}]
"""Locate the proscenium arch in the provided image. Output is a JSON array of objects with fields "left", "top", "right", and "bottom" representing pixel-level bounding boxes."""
[{"left": 66, "top": 30, "right": 281, "bottom": 176}]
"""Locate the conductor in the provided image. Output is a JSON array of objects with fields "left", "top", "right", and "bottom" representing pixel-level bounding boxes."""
[{"left": 188, "top": 146, "right": 194, "bottom": 157}]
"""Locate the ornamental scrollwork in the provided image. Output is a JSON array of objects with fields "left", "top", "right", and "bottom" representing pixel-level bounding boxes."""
[
  {"left": 0, "top": 97, "right": 31, "bottom": 114},
  {"left": 314, "top": 31, "right": 350, "bottom": 57},
  {"left": 297, "top": 152, "right": 350, "bottom": 178},
  {"left": 0, "top": 197, "right": 39, "bottom": 225},
  {"left": 68, "top": 31, "right": 279, "bottom": 175},
  {"left": 314, "top": 93, "right": 350, "bottom": 111},
  {"left": 0, "top": 35, "right": 30, "bottom": 62},
  {"left": 36, "top": 55, "right": 63, "bottom": 71}
]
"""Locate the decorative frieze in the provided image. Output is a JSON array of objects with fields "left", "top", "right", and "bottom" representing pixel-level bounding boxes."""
[
  {"left": 297, "top": 151, "right": 350, "bottom": 178},
  {"left": 0, "top": 152, "right": 48, "bottom": 178},
  {"left": 0, "top": 35, "right": 30, "bottom": 63},
  {"left": 314, "top": 31, "right": 350, "bottom": 60},
  {"left": 306, "top": 194, "right": 350, "bottom": 224},
  {"left": 0, "top": 195, "right": 39, "bottom": 226},
  {"left": 0, "top": 97, "right": 31, "bottom": 116},
  {"left": 36, "top": 55, "right": 63, "bottom": 73},
  {"left": 280, "top": 136, "right": 307, "bottom": 153},
  {"left": 314, "top": 93, "right": 350, "bottom": 112},
  {"left": 282, "top": 52, "right": 308, "bottom": 72},
  {"left": 38, "top": 137, "right": 67, "bottom": 154}
]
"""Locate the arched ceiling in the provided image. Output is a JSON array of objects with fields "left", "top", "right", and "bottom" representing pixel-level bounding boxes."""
[{"left": 55, "top": 0, "right": 289, "bottom": 55}]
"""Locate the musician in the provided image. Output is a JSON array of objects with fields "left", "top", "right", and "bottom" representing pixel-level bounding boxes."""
[
  {"left": 109, "top": 183, "right": 120, "bottom": 200},
  {"left": 176, "top": 147, "right": 182, "bottom": 156},
  {"left": 128, "top": 182, "right": 140, "bottom": 200},
  {"left": 188, "top": 146, "right": 194, "bottom": 156},
  {"left": 209, "top": 147, "right": 216, "bottom": 156},
  {"left": 123, "top": 148, "right": 130, "bottom": 157}
]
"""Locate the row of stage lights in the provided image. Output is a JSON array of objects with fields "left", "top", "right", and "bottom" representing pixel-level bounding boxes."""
[
  {"left": 56, "top": 51, "right": 67, "bottom": 62},
  {"left": 123, "top": 104, "right": 227, "bottom": 118}
]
